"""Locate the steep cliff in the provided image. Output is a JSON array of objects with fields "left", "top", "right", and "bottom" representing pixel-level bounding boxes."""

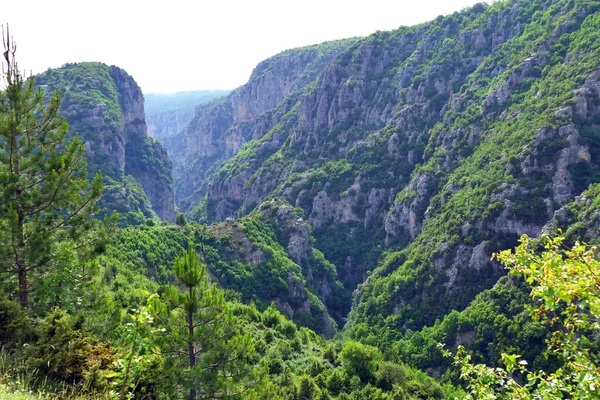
[
  {"left": 159, "top": 39, "right": 358, "bottom": 211},
  {"left": 36, "top": 63, "right": 176, "bottom": 222},
  {"left": 147, "top": 108, "right": 196, "bottom": 141},
  {"left": 346, "top": 0, "right": 600, "bottom": 334},
  {"left": 166, "top": 0, "right": 600, "bottom": 333}
]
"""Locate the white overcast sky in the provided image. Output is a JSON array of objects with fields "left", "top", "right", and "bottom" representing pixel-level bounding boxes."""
[{"left": 4, "top": 0, "right": 488, "bottom": 94}]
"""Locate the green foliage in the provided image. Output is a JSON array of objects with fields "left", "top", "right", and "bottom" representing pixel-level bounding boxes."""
[
  {"left": 550, "top": 183, "right": 600, "bottom": 244},
  {"left": 338, "top": 341, "right": 382, "bottom": 384},
  {"left": 448, "top": 235, "right": 600, "bottom": 399},
  {"left": 27, "top": 308, "right": 114, "bottom": 384},
  {"left": 124, "top": 136, "right": 172, "bottom": 191},
  {"left": 109, "top": 306, "right": 166, "bottom": 400},
  {"left": 0, "top": 291, "right": 34, "bottom": 347},
  {"left": 99, "top": 175, "right": 158, "bottom": 223},
  {"left": 36, "top": 63, "right": 122, "bottom": 129},
  {"left": 175, "top": 212, "right": 187, "bottom": 226},
  {"left": 387, "top": 276, "right": 551, "bottom": 386}
]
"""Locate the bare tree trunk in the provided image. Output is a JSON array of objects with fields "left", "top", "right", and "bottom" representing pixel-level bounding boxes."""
[
  {"left": 189, "top": 286, "right": 196, "bottom": 400},
  {"left": 17, "top": 262, "right": 27, "bottom": 308},
  {"left": 14, "top": 141, "right": 27, "bottom": 308}
]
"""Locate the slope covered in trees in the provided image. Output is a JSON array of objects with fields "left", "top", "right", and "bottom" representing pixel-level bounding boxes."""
[{"left": 159, "top": 0, "right": 600, "bottom": 334}]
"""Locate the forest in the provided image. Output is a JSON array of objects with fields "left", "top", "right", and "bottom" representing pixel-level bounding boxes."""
[{"left": 1, "top": 0, "right": 600, "bottom": 399}]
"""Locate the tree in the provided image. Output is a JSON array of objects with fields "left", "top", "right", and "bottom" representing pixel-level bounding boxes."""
[
  {"left": 150, "top": 244, "right": 258, "bottom": 399},
  {"left": 175, "top": 212, "right": 187, "bottom": 226},
  {"left": 0, "top": 27, "right": 105, "bottom": 308},
  {"left": 445, "top": 234, "right": 600, "bottom": 399},
  {"left": 338, "top": 341, "right": 382, "bottom": 384}
]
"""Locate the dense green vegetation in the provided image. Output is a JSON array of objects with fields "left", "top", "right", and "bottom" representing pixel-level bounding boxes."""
[
  {"left": 3, "top": 0, "right": 600, "bottom": 398},
  {"left": 449, "top": 235, "right": 600, "bottom": 399},
  {"left": 100, "top": 201, "right": 344, "bottom": 335}
]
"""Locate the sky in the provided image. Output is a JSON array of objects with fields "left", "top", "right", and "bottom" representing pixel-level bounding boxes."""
[{"left": 4, "top": 0, "right": 489, "bottom": 94}]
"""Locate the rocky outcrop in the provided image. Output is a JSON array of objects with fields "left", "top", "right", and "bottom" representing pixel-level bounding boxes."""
[
  {"left": 36, "top": 63, "right": 176, "bottom": 221},
  {"left": 206, "top": 200, "right": 339, "bottom": 337},
  {"left": 110, "top": 67, "right": 176, "bottom": 222}
]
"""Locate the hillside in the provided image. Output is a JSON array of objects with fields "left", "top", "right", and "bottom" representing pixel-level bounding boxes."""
[
  {"left": 159, "top": 38, "right": 360, "bottom": 212},
  {"left": 151, "top": 0, "right": 600, "bottom": 333}
]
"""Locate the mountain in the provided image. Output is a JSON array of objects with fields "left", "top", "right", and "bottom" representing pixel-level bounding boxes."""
[
  {"left": 35, "top": 63, "right": 176, "bottom": 223},
  {"left": 145, "top": 90, "right": 230, "bottom": 142},
  {"left": 4, "top": 0, "right": 600, "bottom": 397},
  {"left": 158, "top": 39, "right": 360, "bottom": 212},
  {"left": 154, "top": 0, "right": 600, "bottom": 334}
]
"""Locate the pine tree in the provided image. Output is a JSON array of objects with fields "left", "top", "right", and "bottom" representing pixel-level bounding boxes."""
[
  {"left": 0, "top": 27, "right": 105, "bottom": 309},
  {"left": 150, "top": 245, "right": 257, "bottom": 399}
]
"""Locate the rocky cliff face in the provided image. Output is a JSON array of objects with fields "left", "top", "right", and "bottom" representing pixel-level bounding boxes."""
[
  {"left": 160, "top": 0, "right": 600, "bottom": 333},
  {"left": 147, "top": 108, "right": 196, "bottom": 141},
  {"left": 206, "top": 200, "right": 339, "bottom": 337},
  {"left": 158, "top": 39, "right": 358, "bottom": 211},
  {"left": 145, "top": 90, "right": 230, "bottom": 142},
  {"left": 36, "top": 63, "right": 175, "bottom": 222}
]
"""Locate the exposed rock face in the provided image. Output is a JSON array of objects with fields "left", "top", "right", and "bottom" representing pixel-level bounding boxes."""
[
  {"left": 36, "top": 63, "right": 175, "bottom": 222},
  {"left": 206, "top": 200, "right": 338, "bottom": 337},
  {"left": 145, "top": 91, "right": 230, "bottom": 142},
  {"left": 159, "top": 39, "right": 359, "bottom": 211},
  {"left": 147, "top": 108, "right": 196, "bottom": 141},
  {"left": 110, "top": 67, "right": 176, "bottom": 222},
  {"left": 543, "top": 183, "right": 600, "bottom": 244},
  {"left": 145, "top": 91, "right": 231, "bottom": 142}
]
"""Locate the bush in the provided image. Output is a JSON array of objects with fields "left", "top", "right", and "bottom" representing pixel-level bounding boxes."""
[
  {"left": 0, "top": 293, "right": 33, "bottom": 347},
  {"left": 338, "top": 341, "right": 382, "bottom": 383},
  {"left": 27, "top": 308, "right": 114, "bottom": 383}
]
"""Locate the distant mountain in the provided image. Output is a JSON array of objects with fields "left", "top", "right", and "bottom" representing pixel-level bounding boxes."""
[
  {"left": 155, "top": 0, "right": 600, "bottom": 332},
  {"left": 145, "top": 90, "right": 230, "bottom": 115},
  {"left": 36, "top": 63, "right": 176, "bottom": 222},
  {"left": 145, "top": 91, "right": 230, "bottom": 141}
]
